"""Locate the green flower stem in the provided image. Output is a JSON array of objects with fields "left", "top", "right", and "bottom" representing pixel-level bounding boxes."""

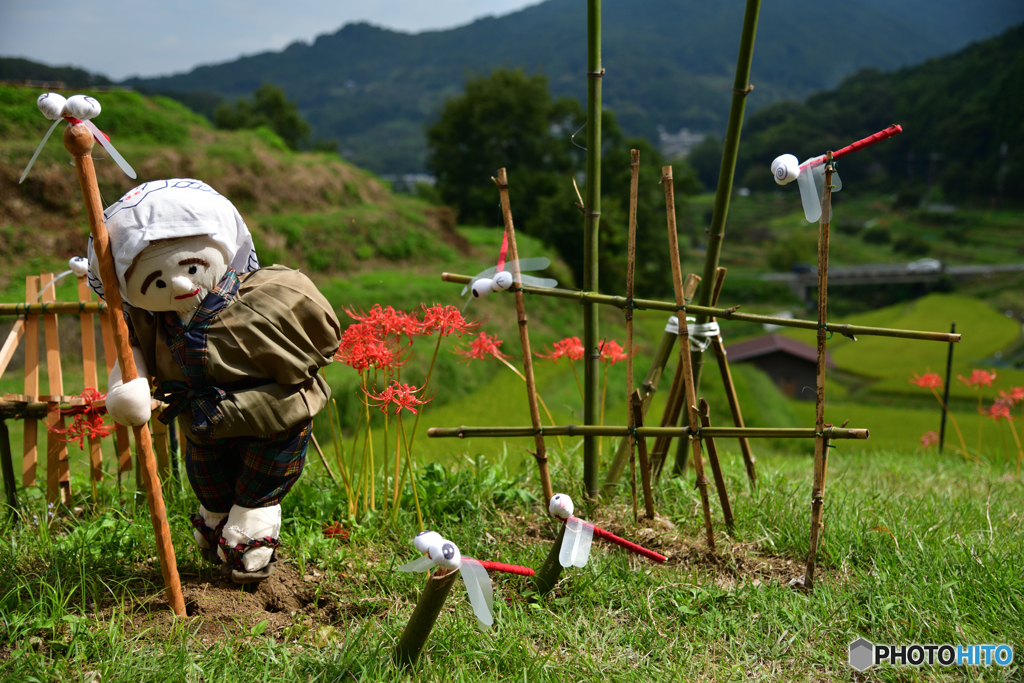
[{"left": 498, "top": 356, "right": 564, "bottom": 449}]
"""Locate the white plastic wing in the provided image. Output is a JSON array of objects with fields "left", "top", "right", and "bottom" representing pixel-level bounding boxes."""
[
  {"left": 559, "top": 516, "right": 594, "bottom": 568},
  {"left": 461, "top": 257, "right": 552, "bottom": 296},
  {"left": 397, "top": 555, "right": 435, "bottom": 572},
  {"left": 19, "top": 119, "right": 62, "bottom": 184},
  {"left": 459, "top": 558, "right": 494, "bottom": 630},
  {"left": 83, "top": 120, "right": 137, "bottom": 179},
  {"left": 515, "top": 274, "right": 558, "bottom": 289},
  {"left": 798, "top": 158, "right": 842, "bottom": 223}
]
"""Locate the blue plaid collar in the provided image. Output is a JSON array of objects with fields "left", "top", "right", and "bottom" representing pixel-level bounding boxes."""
[{"left": 163, "top": 268, "right": 240, "bottom": 335}]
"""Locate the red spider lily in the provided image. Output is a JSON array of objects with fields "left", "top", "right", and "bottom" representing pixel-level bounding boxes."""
[
  {"left": 909, "top": 372, "right": 944, "bottom": 390},
  {"left": 958, "top": 369, "right": 998, "bottom": 388},
  {"left": 984, "top": 401, "right": 1013, "bottom": 421},
  {"left": 421, "top": 304, "right": 477, "bottom": 337},
  {"left": 537, "top": 336, "right": 584, "bottom": 362},
  {"left": 920, "top": 430, "right": 939, "bottom": 448},
  {"left": 600, "top": 340, "right": 628, "bottom": 365},
  {"left": 323, "top": 522, "right": 350, "bottom": 541},
  {"left": 345, "top": 304, "right": 424, "bottom": 341},
  {"left": 456, "top": 331, "right": 511, "bottom": 362},
  {"left": 999, "top": 387, "right": 1024, "bottom": 405},
  {"left": 336, "top": 334, "right": 402, "bottom": 372},
  {"left": 50, "top": 388, "right": 114, "bottom": 448},
  {"left": 365, "top": 381, "right": 431, "bottom": 416}
]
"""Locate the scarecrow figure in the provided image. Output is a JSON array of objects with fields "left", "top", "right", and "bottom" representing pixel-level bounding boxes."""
[{"left": 90, "top": 179, "right": 341, "bottom": 583}]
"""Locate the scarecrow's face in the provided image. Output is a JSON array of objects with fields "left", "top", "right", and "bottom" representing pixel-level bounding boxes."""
[{"left": 126, "top": 236, "right": 228, "bottom": 314}]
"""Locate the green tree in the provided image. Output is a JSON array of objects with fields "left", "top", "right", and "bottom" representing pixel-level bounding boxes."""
[
  {"left": 426, "top": 68, "right": 699, "bottom": 297},
  {"left": 214, "top": 83, "right": 312, "bottom": 150}
]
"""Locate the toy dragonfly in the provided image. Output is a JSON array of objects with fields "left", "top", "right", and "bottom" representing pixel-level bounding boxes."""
[{"left": 548, "top": 494, "right": 667, "bottom": 567}]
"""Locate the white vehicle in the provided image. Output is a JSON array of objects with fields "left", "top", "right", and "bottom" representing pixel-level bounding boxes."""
[{"left": 906, "top": 258, "right": 943, "bottom": 273}]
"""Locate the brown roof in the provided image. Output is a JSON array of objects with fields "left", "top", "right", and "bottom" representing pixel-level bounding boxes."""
[{"left": 724, "top": 333, "right": 835, "bottom": 368}]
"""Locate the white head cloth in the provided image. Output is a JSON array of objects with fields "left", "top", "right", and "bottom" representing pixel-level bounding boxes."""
[{"left": 86, "top": 179, "right": 259, "bottom": 305}]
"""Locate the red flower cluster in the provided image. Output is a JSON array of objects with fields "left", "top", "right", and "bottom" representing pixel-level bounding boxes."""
[
  {"left": 365, "top": 380, "right": 431, "bottom": 416},
  {"left": 909, "top": 372, "right": 943, "bottom": 390},
  {"left": 958, "top": 369, "right": 998, "bottom": 388},
  {"left": 323, "top": 521, "right": 350, "bottom": 541},
  {"left": 985, "top": 401, "right": 1012, "bottom": 421},
  {"left": 537, "top": 336, "right": 584, "bottom": 362},
  {"left": 50, "top": 388, "right": 114, "bottom": 448},
  {"left": 336, "top": 321, "right": 402, "bottom": 372},
  {"left": 346, "top": 304, "right": 425, "bottom": 342},
  {"left": 600, "top": 340, "right": 628, "bottom": 365},
  {"left": 421, "top": 304, "right": 476, "bottom": 338},
  {"left": 999, "top": 387, "right": 1024, "bottom": 404},
  {"left": 456, "top": 331, "right": 510, "bottom": 362},
  {"left": 920, "top": 430, "right": 939, "bottom": 448}
]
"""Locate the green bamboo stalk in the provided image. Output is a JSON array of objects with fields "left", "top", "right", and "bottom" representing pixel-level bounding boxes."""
[
  {"left": 583, "top": 0, "right": 603, "bottom": 500},
  {"left": 394, "top": 568, "right": 460, "bottom": 667},
  {"left": 439, "top": 274, "right": 961, "bottom": 343},
  {"left": 0, "top": 302, "right": 107, "bottom": 315},
  {"left": 533, "top": 523, "right": 567, "bottom": 596},
  {"left": 691, "top": 0, "right": 763, "bottom": 397},
  {"left": 428, "top": 425, "right": 868, "bottom": 439},
  {"left": 1, "top": 419, "right": 19, "bottom": 521}
]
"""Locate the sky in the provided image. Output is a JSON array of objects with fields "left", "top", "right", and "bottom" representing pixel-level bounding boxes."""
[{"left": 0, "top": 0, "right": 542, "bottom": 80}]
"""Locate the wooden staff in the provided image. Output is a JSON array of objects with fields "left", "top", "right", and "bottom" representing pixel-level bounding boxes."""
[
  {"left": 22, "top": 277, "right": 40, "bottom": 486},
  {"left": 804, "top": 154, "right": 834, "bottom": 590},
  {"left": 626, "top": 150, "right": 640, "bottom": 520},
  {"left": 492, "top": 168, "right": 553, "bottom": 503},
  {"left": 63, "top": 122, "right": 185, "bottom": 616},
  {"left": 697, "top": 399, "right": 733, "bottom": 528},
  {"left": 631, "top": 390, "right": 655, "bottom": 518},
  {"left": 707, "top": 267, "right": 757, "bottom": 487},
  {"left": 99, "top": 308, "right": 132, "bottom": 476},
  {"left": 78, "top": 277, "right": 104, "bottom": 498},
  {"left": 41, "top": 273, "right": 71, "bottom": 506},
  {"left": 662, "top": 165, "right": 715, "bottom": 551}
]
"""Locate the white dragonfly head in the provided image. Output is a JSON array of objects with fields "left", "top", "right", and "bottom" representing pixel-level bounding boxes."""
[
  {"left": 68, "top": 256, "right": 89, "bottom": 277},
  {"left": 491, "top": 270, "right": 513, "bottom": 291},
  {"left": 548, "top": 493, "right": 574, "bottom": 520},
  {"left": 63, "top": 95, "right": 101, "bottom": 121},
  {"left": 427, "top": 539, "right": 462, "bottom": 572},
  {"left": 771, "top": 154, "right": 800, "bottom": 185},
  {"left": 37, "top": 93, "right": 68, "bottom": 120},
  {"left": 413, "top": 529, "right": 443, "bottom": 554},
  {"left": 471, "top": 278, "right": 494, "bottom": 298}
]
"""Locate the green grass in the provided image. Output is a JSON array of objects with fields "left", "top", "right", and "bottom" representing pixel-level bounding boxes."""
[{"left": 0, "top": 447, "right": 1020, "bottom": 681}]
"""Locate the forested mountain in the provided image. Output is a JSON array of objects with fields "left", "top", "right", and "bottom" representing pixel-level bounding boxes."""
[
  {"left": 122, "top": 0, "right": 1024, "bottom": 174},
  {"left": 732, "top": 23, "right": 1024, "bottom": 203}
]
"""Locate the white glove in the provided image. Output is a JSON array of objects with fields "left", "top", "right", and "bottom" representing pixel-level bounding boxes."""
[{"left": 105, "top": 347, "right": 152, "bottom": 426}]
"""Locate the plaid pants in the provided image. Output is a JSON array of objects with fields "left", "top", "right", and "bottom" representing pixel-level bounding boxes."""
[{"left": 185, "top": 418, "right": 312, "bottom": 511}]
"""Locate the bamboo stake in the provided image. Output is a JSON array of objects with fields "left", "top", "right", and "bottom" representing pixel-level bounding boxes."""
[
  {"left": 626, "top": 150, "right": 640, "bottom": 520},
  {"left": 64, "top": 122, "right": 185, "bottom": 616},
  {"left": 0, "top": 302, "right": 107, "bottom": 315},
  {"left": 99, "top": 308, "right": 132, "bottom": 476},
  {"left": 533, "top": 523, "right": 567, "bottom": 596},
  {"left": 582, "top": 0, "right": 603, "bottom": 499},
  {"left": 429, "top": 425, "right": 869, "bottom": 439},
  {"left": 310, "top": 432, "right": 340, "bottom": 485},
  {"left": 691, "top": 0, "right": 763, "bottom": 397},
  {"left": 697, "top": 399, "right": 733, "bottom": 528},
  {"left": 631, "top": 390, "right": 655, "bottom": 519},
  {"left": 1, "top": 420, "right": 18, "bottom": 520},
  {"left": 22, "top": 276, "right": 39, "bottom": 487},
  {"left": 0, "top": 319, "right": 25, "bottom": 378},
  {"left": 493, "top": 168, "right": 553, "bottom": 503},
  {"left": 804, "top": 154, "right": 835, "bottom": 591},
  {"left": 78, "top": 277, "right": 104, "bottom": 495},
  {"left": 41, "top": 272, "right": 71, "bottom": 506},
  {"left": 707, "top": 267, "right": 757, "bottom": 487},
  {"left": 394, "top": 568, "right": 460, "bottom": 667},
  {"left": 662, "top": 165, "right": 714, "bottom": 551},
  {"left": 438, "top": 274, "right": 961, "bottom": 343}
]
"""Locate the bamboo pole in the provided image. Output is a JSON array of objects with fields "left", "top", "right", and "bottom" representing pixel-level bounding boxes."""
[
  {"left": 394, "top": 568, "right": 460, "bottom": 667},
  {"left": 63, "top": 122, "right": 185, "bottom": 616},
  {"left": 41, "top": 273, "right": 71, "bottom": 506},
  {"left": 601, "top": 325, "right": 676, "bottom": 497},
  {"left": 99, "top": 298, "right": 132, "bottom": 475},
  {"left": 938, "top": 321, "right": 956, "bottom": 453},
  {"left": 493, "top": 169, "right": 553, "bottom": 503},
  {"left": 1, "top": 419, "right": 18, "bottom": 520},
  {"left": 582, "top": 0, "right": 603, "bottom": 500},
  {"left": 662, "top": 165, "right": 715, "bottom": 551},
  {"left": 707, "top": 267, "right": 757, "bottom": 487},
  {"left": 429, "top": 425, "right": 868, "bottom": 440},
  {"left": 697, "top": 399, "right": 733, "bottom": 528},
  {"left": 631, "top": 390, "right": 655, "bottom": 519},
  {"left": 439, "top": 274, "right": 961, "bottom": 343},
  {"left": 626, "top": 150, "right": 640, "bottom": 519},
  {"left": 533, "top": 523, "right": 567, "bottom": 596},
  {"left": 650, "top": 274, "right": 700, "bottom": 478},
  {"left": 78, "top": 277, "right": 104, "bottom": 495},
  {"left": 691, "top": 0, "right": 763, "bottom": 397},
  {"left": 804, "top": 154, "right": 834, "bottom": 591},
  {"left": 22, "top": 276, "right": 39, "bottom": 487},
  {"left": 0, "top": 302, "right": 107, "bottom": 315},
  {"left": 0, "top": 319, "right": 25, "bottom": 379}
]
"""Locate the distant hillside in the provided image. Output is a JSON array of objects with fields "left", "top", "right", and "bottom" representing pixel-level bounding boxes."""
[
  {"left": 0, "top": 57, "right": 113, "bottom": 87},
  {"left": 733, "top": 23, "right": 1024, "bottom": 203},
  {"left": 124, "top": 0, "right": 1024, "bottom": 174}
]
